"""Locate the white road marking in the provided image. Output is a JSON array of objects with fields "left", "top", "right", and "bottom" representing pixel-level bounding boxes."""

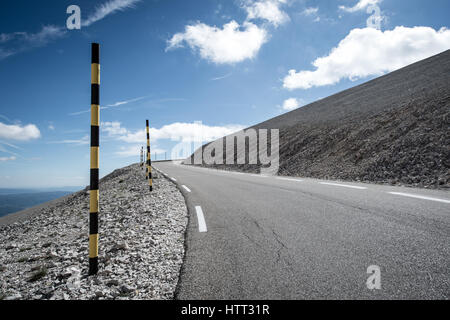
[
  {"left": 195, "top": 206, "right": 207, "bottom": 232},
  {"left": 388, "top": 192, "right": 450, "bottom": 204},
  {"left": 277, "top": 177, "right": 304, "bottom": 182},
  {"left": 171, "top": 177, "right": 177, "bottom": 182},
  {"left": 319, "top": 182, "right": 367, "bottom": 190},
  {"left": 250, "top": 174, "right": 268, "bottom": 178},
  {"left": 182, "top": 185, "right": 191, "bottom": 192}
]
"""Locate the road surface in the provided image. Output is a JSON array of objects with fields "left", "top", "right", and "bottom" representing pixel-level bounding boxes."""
[{"left": 153, "top": 161, "right": 450, "bottom": 299}]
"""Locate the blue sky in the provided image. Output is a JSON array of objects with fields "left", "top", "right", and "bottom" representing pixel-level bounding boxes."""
[{"left": 0, "top": 0, "right": 449, "bottom": 188}]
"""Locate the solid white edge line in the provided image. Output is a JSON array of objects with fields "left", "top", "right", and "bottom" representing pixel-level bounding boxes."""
[
  {"left": 182, "top": 185, "right": 191, "bottom": 192},
  {"left": 195, "top": 206, "right": 207, "bottom": 232},
  {"left": 277, "top": 177, "right": 304, "bottom": 182},
  {"left": 319, "top": 182, "right": 367, "bottom": 190},
  {"left": 388, "top": 192, "right": 450, "bottom": 204}
]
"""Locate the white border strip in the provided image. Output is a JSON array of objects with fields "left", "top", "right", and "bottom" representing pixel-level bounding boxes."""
[
  {"left": 182, "top": 185, "right": 191, "bottom": 192},
  {"left": 277, "top": 177, "right": 304, "bottom": 182},
  {"left": 319, "top": 182, "right": 367, "bottom": 190},
  {"left": 195, "top": 206, "right": 207, "bottom": 232},
  {"left": 388, "top": 192, "right": 450, "bottom": 204}
]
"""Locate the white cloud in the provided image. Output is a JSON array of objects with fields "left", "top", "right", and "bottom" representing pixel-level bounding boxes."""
[
  {"left": 0, "top": 122, "right": 41, "bottom": 141},
  {"left": 0, "top": 156, "right": 16, "bottom": 162},
  {"left": 166, "top": 20, "right": 268, "bottom": 64},
  {"left": 302, "top": 7, "right": 319, "bottom": 16},
  {"left": 48, "top": 124, "right": 55, "bottom": 130},
  {"left": 283, "top": 26, "right": 450, "bottom": 90},
  {"left": 301, "top": 7, "right": 320, "bottom": 22},
  {"left": 102, "top": 121, "right": 246, "bottom": 143},
  {"left": 101, "top": 121, "right": 128, "bottom": 136},
  {"left": 82, "top": 0, "right": 141, "bottom": 27},
  {"left": 244, "top": 0, "right": 290, "bottom": 27},
  {"left": 280, "top": 98, "right": 303, "bottom": 111},
  {"left": 339, "top": 0, "right": 381, "bottom": 12}
]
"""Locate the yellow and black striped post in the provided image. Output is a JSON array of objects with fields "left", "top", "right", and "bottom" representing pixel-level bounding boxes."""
[
  {"left": 145, "top": 150, "right": 148, "bottom": 176},
  {"left": 146, "top": 120, "right": 153, "bottom": 191},
  {"left": 89, "top": 43, "right": 100, "bottom": 275}
]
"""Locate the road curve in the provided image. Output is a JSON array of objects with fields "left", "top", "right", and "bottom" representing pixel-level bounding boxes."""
[{"left": 154, "top": 161, "right": 450, "bottom": 300}]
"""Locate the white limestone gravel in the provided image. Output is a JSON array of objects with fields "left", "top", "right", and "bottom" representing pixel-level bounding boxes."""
[{"left": 0, "top": 163, "right": 188, "bottom": 300}]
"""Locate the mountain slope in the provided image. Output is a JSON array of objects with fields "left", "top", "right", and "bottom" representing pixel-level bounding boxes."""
[{"left": 187, "top": 50, "right": 450, "bottom": 189}]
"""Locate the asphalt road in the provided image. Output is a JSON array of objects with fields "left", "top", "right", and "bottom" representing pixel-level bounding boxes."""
[{"left": 153, "top": 161, "right": 450, "bottom": 300}]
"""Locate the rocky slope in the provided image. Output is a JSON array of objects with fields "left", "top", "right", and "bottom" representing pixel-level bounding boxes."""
[
  {"left": 186, "top": 50, "right": 450, "bottom": 189},
  {"left": 0, "top": 164, "right": 188, "bottom": 300}
]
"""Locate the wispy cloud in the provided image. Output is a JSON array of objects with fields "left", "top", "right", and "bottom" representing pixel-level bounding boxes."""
[
  {"left": 0, "top": 141, "right": 22, "bottom": 150},
  {"left": 0, "top": 25, "right": 66, "bottom": 60},
  {"left": 0, "top": 114, "right": 13, "bottom": 123},
  {"left": 106, "top": 96, "right": 145, "bottom": 107},
  {"left": 302, "top": 7, "right": 319, "bottom": 16},
  {"left": 47, "top": 135, "right": 89, "bottom": 145},
  {"left": 0, "top": 156, "right": 16, "bottom": 162},
  {"left": 82, "top": 0, "right": 141, "bottom": 27},
  {"left": 0, "top": 0, "right": 141, "bottom": 60},
  {"left": 210, "top": 73, "right": 233, "bottom": 81},
  {"left": 301, "top": 7, "right": 321, "bottom": 22},
  {"left": 69, "top": 96, "right": 146, "bottom": 116}
]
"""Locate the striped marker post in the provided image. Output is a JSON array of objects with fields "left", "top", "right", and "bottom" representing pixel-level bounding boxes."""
[
  {"left": 145, "top": 150, "right": 148, "bottom": 177},
  {"left": 140, "top": 146, "right": 143, "bottom": 168},
  {"left": 89, "top": 43, "right": 100, "bottom": 275},
  {"left": 146, "top": 120, "right": 153, "bottom": 191}
]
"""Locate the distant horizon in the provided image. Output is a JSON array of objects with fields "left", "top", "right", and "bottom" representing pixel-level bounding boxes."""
[{"left": 0, "top": 186, "right": 84, "bottom": 192}]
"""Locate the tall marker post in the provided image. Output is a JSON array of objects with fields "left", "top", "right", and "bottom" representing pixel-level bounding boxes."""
[
  {"left": 146, "top": 120, "right": 153, "bottom": 191},
  {"left": 145, "top": 150, "right": 148, "bottom": 177},
  {"left": 89, "top": 43, "right": 100, "bottom": 275}
]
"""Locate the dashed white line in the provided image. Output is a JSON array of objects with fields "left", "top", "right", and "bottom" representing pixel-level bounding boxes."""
[
  {"left": 388, "top": 192, "right": 450, "bottom": 204},
  {"left": 195, "top": 206, "right": 207, "bottom": 232},
  {"left": 182, "top": 185, "right": 191, "bottom": 192},
  {"left": 319, "top": 182, "right": 367, "bottom": 190},
  {"left": 171, "top": 177, "right": 177, "bottom": 182}
]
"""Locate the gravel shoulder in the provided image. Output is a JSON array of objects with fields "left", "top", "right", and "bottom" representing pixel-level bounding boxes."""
[{"left": 0, "top": 163, "right": 188, "bottom": 300}]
